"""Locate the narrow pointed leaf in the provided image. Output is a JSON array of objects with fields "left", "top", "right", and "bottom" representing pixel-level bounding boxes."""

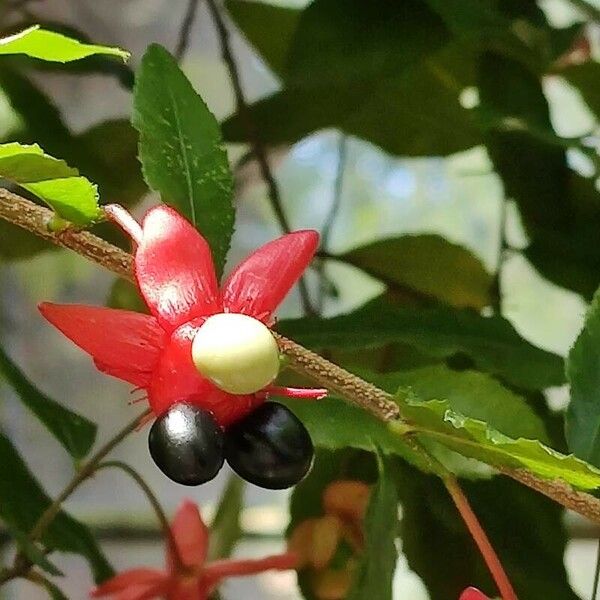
[
  {"left": 207, "top": 474, "right": 245, "bottom": 561},
  {"left": 0, "top": 142, "right": 100, "bottom": 224},
  {"left": 337, "top": 235, "right": 492, "bottom": 309},
  {"left": 397, "top": 390, "right": 600, "bottom": 490},
  {"left": 0, "top": 346, "right": 96, "bottom": 459},
  {"left": 5, "top": 523, "right": 63, "bottom": 576},
  {"left": 347, "top": 452, "right": 398, "bottom": 600},
  {"left": 566, "top": 289, "right": 600, "bottom": 466},
  {"left": 0, "top": 25, "right": 128, "bottom": 62},
  {"left": 133, "top": 44, "right": 234, "bottom": 276},
  {"left": 0, "top": 432, "right": 113, "bottom": 582}
]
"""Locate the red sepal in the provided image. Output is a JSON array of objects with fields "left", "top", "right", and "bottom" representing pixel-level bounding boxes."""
[
  {"left": 39, "top": 303, "right": 166, "bottom": 387},
  {"left": 222, "top": 230, "right": 319, "bottom": 322},
  {"left": 135, "top": 206, "right": 221, "bottom": 333}
]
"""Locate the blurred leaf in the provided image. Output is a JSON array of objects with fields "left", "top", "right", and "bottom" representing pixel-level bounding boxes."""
[
  {"left": 133, "top": 44, "right": 234, "bottom": 276},
  {"left": 0, "top": 25, "right": 128, "bottom": 62},
  {"left": 478, "top": 53, "right": 600, "bottom": 299},
  {"left": 566, "top": 288, "right": 600, "bottom": 466},
  {"left": 524, "top": 174, "right": 600, "bottom": 300},
  {"left": 0, "top": 142, "right": 100, "bottom": 224},
  {"left": 223, "top": 56, "right": 480, "bottom": 157},
  {"left": 38, "top": 578, "right": 68, "bottom": 600},
  {"left": 0, "top": 220, "right": 54, "bottom": 260},
  {"left": 283, "top": 0, "right": 447, "bottom": 86},
  {"left": 346, "top": 452, "right": 398, "bottom": 600},
  {"left": 289, "top": 449, "right": 377, "bottom": 600},
  {"left": 478, "top": 52, "right": 570, "bottom": 233},
  {"left": 376, "top": 365, "right": 549, "bottom": 443},
  {"left": 75, "top": 120, "right": 146, "bottom": 207},
  {"left": 397, "top": 390, "right": 600, "bottom": 490},
  {"left": 207, "top": 474, "right": 245, "bottom": 561},
  {"left": 337, "top": 235, "right": 491, "bottom": 309},
  {"left": 225, "top": 0, "right": 300, "bottom": 76},
  {"left": 562, "top": 61, "right": 600, "bottom": 118},
  {"left": 278, "top": 297, "right": 564, "bottom": 390},
  {"left": 0, "top": 71, "right": 144, "bottom": 208},
  {"left": 282, "top": 396, "right": 433, "bottom": 473},
  {"left": 425, "top": 0, "right": 569, "bottom": 71},
  {"left": 0, "top": 346, "right": 96, "bottom": 459},
  {"left": 5, "top": 523, "right": 63, "bottom": 576},
  {"left": 106, "top": 279, "right": 147, "bottom": 313},
  {"left": 399, "top": 465, "right": 580, "bottom": 600},
  {"left": 0, "top": 432, "right": 113, "bottom": 583},
  {"left": 223, "top": 0, "right": 481, "bottom": 157}
]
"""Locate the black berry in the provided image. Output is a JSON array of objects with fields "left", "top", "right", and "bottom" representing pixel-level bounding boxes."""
[
  {"left": 148, "top": 402, "right": 224, "bottom": 486},
  {"left": 224, "top": 402, "right": 313, "bottom": 489}
]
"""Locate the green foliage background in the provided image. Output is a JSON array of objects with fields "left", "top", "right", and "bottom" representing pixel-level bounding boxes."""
[{"left": 1, "top": 1, "right": 600, "bottom": 599}]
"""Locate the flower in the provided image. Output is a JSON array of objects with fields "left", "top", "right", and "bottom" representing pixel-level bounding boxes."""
[
  {"left": 459, "top": 587, "right": 490, "bottom": 600},
  {"left": 288, "top": 480, "right": 371, "bottom": 600},
  {"left": 40, "top": 204, "right": 326, "bottom": 427},
  {"left": 91, "top": 500, "right": 298, "bottom": 600}
]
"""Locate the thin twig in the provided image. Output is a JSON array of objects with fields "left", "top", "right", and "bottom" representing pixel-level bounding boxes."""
[
  {"left": 0, "top": 408, "right": 151, "bottom": 585},
  {"left": 95, "top": 461, "right": 184, "bottom": 571},
  {"left": 175, "top": 0, "right": 201, "bottom": 61},
  {"left": 3, "top": 191, "right": 600, "bottom": 526},
  {"left": 205, "top": 0, "right": 314, "bottom": 315},
  {"left": 317, "top": 133, "right": 348, "bottom": 314},
  {"left": 28, "top": 409, "right": 151, "bottom": 544},
  {"left": 445, "top": 476, "right": 518, "bottom": 600},
  {"left": 491, "top": 195, "right": 507, "bottom": 314},
  {"left": 592, "top": 538, "right": 600, "bottom": 600}
]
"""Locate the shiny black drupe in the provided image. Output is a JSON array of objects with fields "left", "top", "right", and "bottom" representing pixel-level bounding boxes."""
[
  {"left": 148, "top": 402, "right": 224, "bottom": 486},
  {"left": 224, "top": 401, "right": 313, "bottom": 489}
]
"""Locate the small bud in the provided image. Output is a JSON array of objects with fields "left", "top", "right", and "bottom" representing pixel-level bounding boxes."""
[
  {"left": 323, "top": 480, "right": 371, "bottom": 522},
  {"left": 313, "top": 565, "right": 356, "bottom": 600},
  {"left": 311, "top": 515, "right": 343, "bottom": 569},
  {"left": 191, "top": 313, "right": 280, "bottom": 394}
]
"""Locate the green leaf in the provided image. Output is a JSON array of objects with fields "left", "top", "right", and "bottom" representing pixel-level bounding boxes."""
[
  {"left": 0, "top": 142, "right": 100, "bottom": 225},
  {"left": 562, "top": 61, "right": 600, "bottom": 118},
  {"left": 223, "top": 57, "right": 481, "bottom": 157},
  {"left": 336, "top": 235, "right": 492, "bottom": 309},
  {"left": 0, "top": 346, "right": 96, "bottom": 459},
  {"left": 397, "top": 390, "right": 600, "bottom": 490},
  {"left": 222, "top": 1, "right": 481, "bottom": 157},
  {"left": 282, "top": 396, "right": 434, "bottom": 473},
  {"left": 346, "top": 452, "right": 398, "bottom": 600},
  {"left": 0, "top": 25, "right": 128, "bottom": 63},
  {"left": 399, "top": 464, "right": 579, "bottom": 600},
  {"left": 278, "top": 297, "right": 564, "bottom": 390},
  {"left": 207, "top": 474, "right": 245, "bottom": 561},
  {"left": 106, "top": 278, "right": 148, "bottom": 313},
  {"left": 0, "top": 220, "right": 54, "bottom": 260},
  {"left": 0, "top": 71, "right": 144, "bottom": 207},
  {"left": 5, "top": 522, "right": 63, "bottom": 576},
  {"left": 133, "top": 44, "right": 235, "bottom": 276},
  {"left": 3, "top": 20, "right": 134, "bottom": 88},
  {"left": 38, "top": 578, "right": 68, "bottom": 600},
  {"left": 225, "top": 0, "right": 300, "bottom": 76},
  {"left": 566, "top": 288, "right": 600, "bottom": 466},
  {"left": 376, "top": 365, "right": 549, "bottom": 443},
  {"left": 283, "top": 0, "right": 448, "bottom": 87},
  {"left": 478, "top": 52, "right": 570, "bottom": 234},
  {"left": 75, "top": 119, "right": 146, "bottom": 207},
  {"left": 0, "top": 432, "right": 113, "bottom": 583}
]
